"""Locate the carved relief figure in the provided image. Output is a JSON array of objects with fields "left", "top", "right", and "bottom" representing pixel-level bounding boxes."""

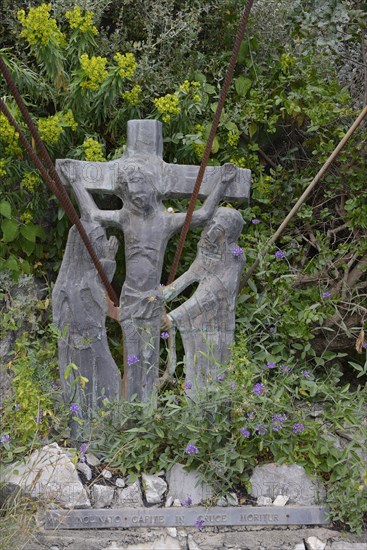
[
  {"left": 55, "top": 119, "right": 251, "bottom": 403},
  {"left": 163, "top": 208, "right": 245, "bottom": 397},
  {"left": 52, "top": 221, "right": 122, "bottom": 432}
]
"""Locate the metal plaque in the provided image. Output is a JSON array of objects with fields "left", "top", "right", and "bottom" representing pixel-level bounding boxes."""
[{"left": 44, "top": 506, "right": 328, "bottom": 530}]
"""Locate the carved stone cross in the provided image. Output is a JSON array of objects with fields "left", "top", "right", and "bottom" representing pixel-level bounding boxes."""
[{"left": 54, "top": 120, "right": 250, "bottom": 410}]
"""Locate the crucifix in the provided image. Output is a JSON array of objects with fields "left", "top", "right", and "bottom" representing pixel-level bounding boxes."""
[{"left": 54, "top": 119, "right": 250, "bottom": 411}]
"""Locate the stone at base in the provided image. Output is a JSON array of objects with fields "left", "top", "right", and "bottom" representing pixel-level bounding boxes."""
[{"left": 166, "top": 464, "right": 213, "bottom": 505}]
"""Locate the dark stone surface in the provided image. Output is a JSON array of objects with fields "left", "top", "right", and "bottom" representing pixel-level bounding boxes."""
[
  {"left": 44, "top": 506, "right": 328, "bottom": 530},
  {"left": 55, "top": 120, "right": 251, "bottom": 403}
]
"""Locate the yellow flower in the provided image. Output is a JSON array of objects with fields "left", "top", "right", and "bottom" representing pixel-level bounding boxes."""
[
  {"left": 62, "top": 110, "right": 78, "bottom": 131},
  {"left": 0, "top": 159, "right": 6, "bottom": 177},
  {"left": 20, "top": 211, "right": 33, "bottom": 224},
  {"left": 17, "top": 4, "right": 65, "bottom": 48},
  {"left": 65, "top": 6, "right": 98, "bottom": 35},
  {"left": 82, "top": 138, "right": 105, "bottom": 162},
  {"left": 0, "top": 114, "right": 22, "bottom": 156},
  {"left": 230, "top": 156, "right": 246, "bottom": 168},
  {"left": 114, "top": 53, "right": 138, "bottom": 79},
  {"left": 21, "top": 172, "right": 39, "bottom": 192},
  {"left": 38, "top": 115, "right": 63, "bottom": 144},
  {"left": 153, "top": 93, "right": 180, "bottom": 123},
  {"left": 80, "top": 54, "right": 108, "bottom": 90},
  {"left": 122, "top": 85, "right": 142, "bottom": 106},
  {"left": 179, "top": 80, "right": 190, "bottom": 93},
  {"left": 227, "top": 130, "right": 240, "bottom": 147}
]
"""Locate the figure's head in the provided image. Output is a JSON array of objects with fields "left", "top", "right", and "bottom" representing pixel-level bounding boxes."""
[
  {"left": 201, "top": 207, "right": 244, "bottom": 248},
  {"left": 119, "top": 158, "right": 159, "bottom": 211}
]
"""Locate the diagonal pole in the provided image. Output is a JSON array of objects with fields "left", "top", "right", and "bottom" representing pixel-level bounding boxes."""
[
  {"left": 167, "top": 0, "right": 255, "bottom": 285},
  {"left": 239, "top": 104, "right": 367, "bottom": 291}
]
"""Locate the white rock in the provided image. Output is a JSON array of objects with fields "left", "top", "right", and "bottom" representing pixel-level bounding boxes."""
[
  {"left": 166, "top": 463, "right": 214, "bottom": 505},
  {"left": 112, "top": 480, "right": 144, "bottom": 508},
  {"left": 115, "top": 477, "right": 125, "bottom": 488},
  {"left": 188, "top": 534, "right": 202, "bottom": 550},
  {"left": 142, "top": 473, "right": 167, "bottom": 504},
  {"left": 91, "top": 484, "right": 115, "bottom": 508},
  {"left": 216, "top": 496, "right": 227, "bottom": 506},
  {"left": 77, "top": 462, "right": 92, "bottom": 481},
  {"left": 294, "top": 544, "right": 305, "bottom": 550},
  {"left": 306, "top": 537, "right": 326, "bottom": 550},
  {"left": 172, "top": 498, "right": 181, "bottom": 507},
  {"left": 166, "top": 527, "right": 177, "bottom": 538},
  {"left": 273, "top": 494, "right": 289, "bottom": 506},
  {"left": 101, "top": 469, "right": 113, "bottom": 480},
  {"left": 0, "top": 443, "right": 90, "bottom": 509},
  {"left": 227, "top": 492, "right": 238, "bottom": 506},
  {"left": 152, "top": 537, "right": 181, "bottom": 550},
  {"left": 85, "top": 453, "right": 100, "bottom": 467},
  {"left": 250, "top": 463, "right": 326, "bottom": 505},
  {"left": 165, "top": 496, "right": 173, "bottom": 507},
  {"left": 257, "top": 495, "right": 272, "bottom": 506}
]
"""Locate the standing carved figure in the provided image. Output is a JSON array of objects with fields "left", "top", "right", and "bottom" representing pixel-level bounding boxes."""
[
  {"left": 52, "top": 221, "right": 122, "bottom": 435},
  {"left": 163, "top": 208, "right": 245, "bottom": 398}
]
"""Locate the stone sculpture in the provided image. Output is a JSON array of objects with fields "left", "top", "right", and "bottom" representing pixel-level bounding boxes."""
[
  {"left": 54, "top": 119, "right": 251, "bottom": 405},
  {"left": 52, "top": 221, "right": 122, "bottom": 433},
  {"left": 163, "top": 208, "right": 245, "bottom": 397}
]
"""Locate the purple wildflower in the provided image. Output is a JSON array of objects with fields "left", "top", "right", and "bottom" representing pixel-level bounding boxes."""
[
  {"left": 127, "top": 354, "right": 139, "bottom": 366},
  {"left": 269, "top": 326, "right": 276, "bottom": 334},
  {"left": 322, "top": 291, "right": 331, "bottom": 298},
  {"left": 240, "top": 428, "right": 251, "bottom": 438},
  {"left": 184, "top": 381, "right": 193, "bottom": 390},
  {"left": 275, "top": 250, "right": 286, "bottom": 259},
  {"left": 185, "top": 443, "right": 199, "bottom": 455},
  {"left": 216, "top": 374, "right": 225, "bottom": 381},
  {"left": 247, "top": 411, "right": 256, "bottom": 420},
  {"left": 301, "top": 370, "right": 310, "bottom": 378},
  {"left": 161, "top": 331, "right": 169, "bottom": 340},
  {"left": 267, "top": 361, "right": 277, "bottom": 369},
  {"left": 194, "top": 517, "right": 205, "bottom": 531},
  {"left": 233, "top": 245, "right": 244, "bottom": 257},
  {"left": 70, "top": 403, "right": 80, "bottom": 414},
  {"left": 230, "top": 382, "right": 237, "bottom": 390},
  {"left": 280, "top": 365, "right": 291, "bottom": 373},
  {"left": 292, "top": 423, "right": 305, "bottom": 434},
  {"left": 1, "top": 434, "right": 10, "bottom": 444},
  {"left": 15, "top": 403, "right": 21, "bottom": 410},
  {"left": 253, "top": 382, "right": 267, "bottom": 396},
  {"left": 35, "top": 409, "right": 44, "bottom": 424},
  {"left": 271, "top": 414, "right": 287, "bottom": 431},
  {"left": 363, "top": 341, "right": 367, "bottom": 349},
  {"left": 182, "top": 496, "right": 192, "bottom": 507},
  {"left": 252, "top": 218, "right": 260, "bottom": 224},
  {"left": 255, "top": 424, "right": 267, "bottom": 436},
  {"left": 80, "top": 443, "right": 88, "bottom": 454}
]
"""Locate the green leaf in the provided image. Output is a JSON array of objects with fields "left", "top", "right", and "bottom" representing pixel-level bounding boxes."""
[
  {"left": 234, "top": 76, "right": 252, "bottom": 97},
  {"left": 20, "top": 237, "right": 35, "bottom": 256},
  {"left": 1, "top": 219, "right": 19, "bottom": 242},
  {"left": 0, "top": 200, "right": 12, "bottom": 219},
  {"left": 20, "top": 224, "right": 45, "bottom": 242}
]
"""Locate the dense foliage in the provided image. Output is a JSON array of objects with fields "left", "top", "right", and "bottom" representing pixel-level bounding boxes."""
[{"left": 0, "top": 0, "right": 366, "bottom": 535}]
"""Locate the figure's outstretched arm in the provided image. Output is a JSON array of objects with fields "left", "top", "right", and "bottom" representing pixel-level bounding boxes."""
[
  {"left": 91, "top": 209, "right": 122, "bottom": 228},
  {"left": 162, "top": 265, "right": 199, "bottom": 301},
  {"left": 171, "top": 163, "right": 236, "bottom": 231}
]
